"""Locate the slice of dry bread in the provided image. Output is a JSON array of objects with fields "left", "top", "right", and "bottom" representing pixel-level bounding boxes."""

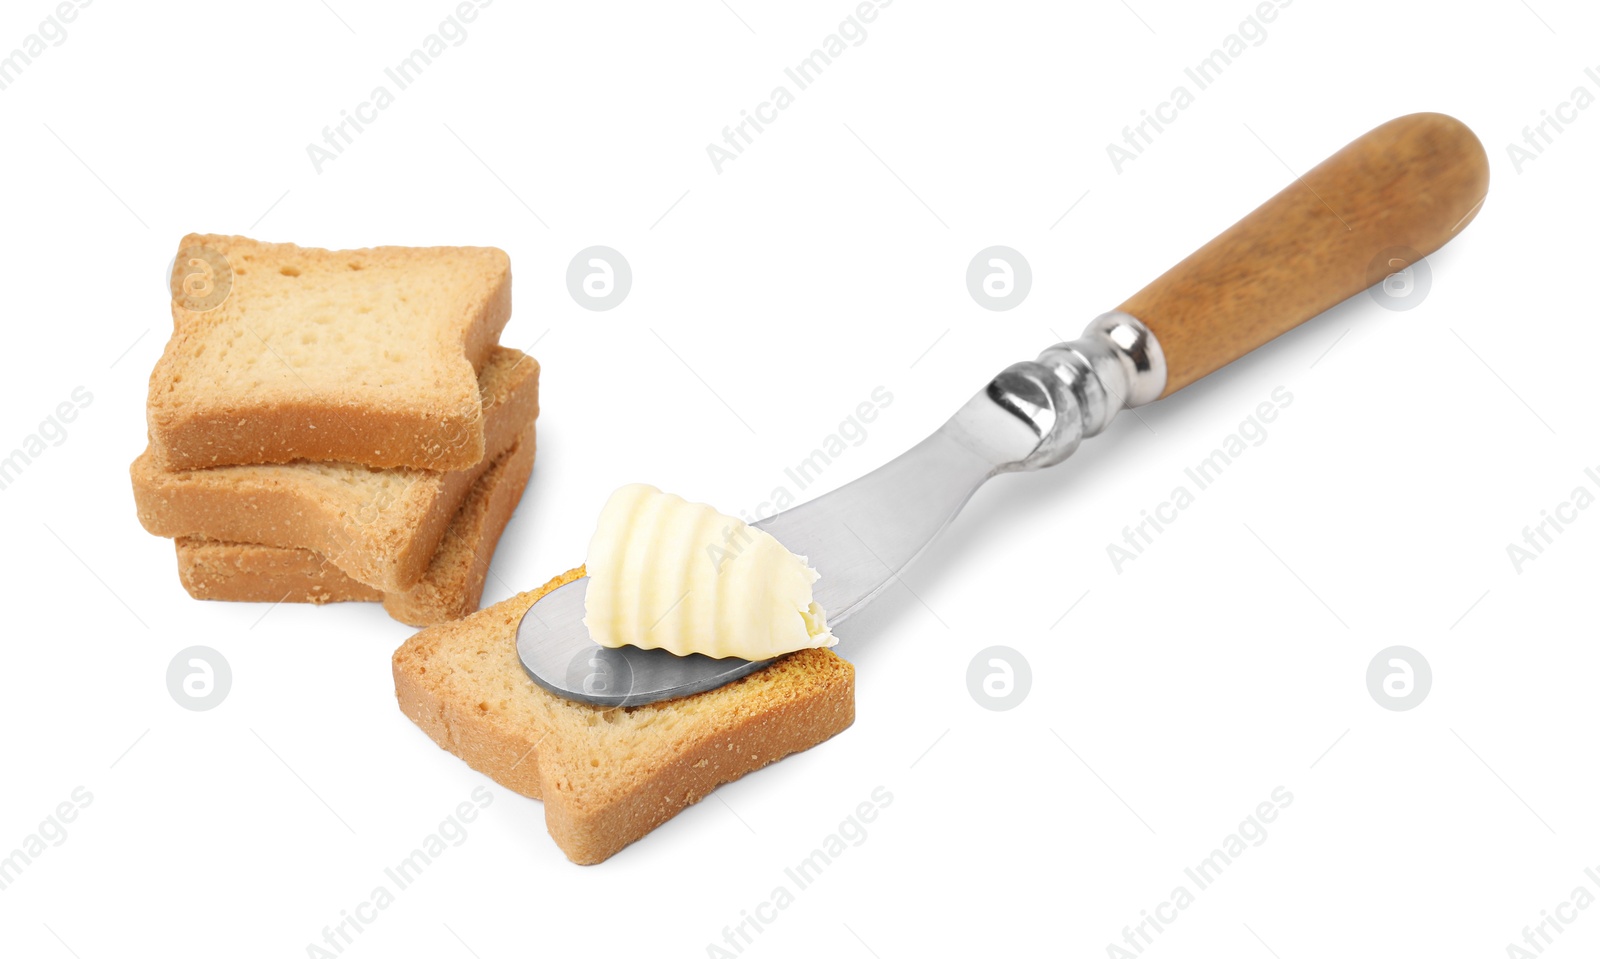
[
  {"left": 149, "top": 234, "right": 512, "bottom": 471},
  {"left": 174, "top": 425, "right": 536, "bottom": 626},
  {"left": 178, "top": 537, "right": 382, "bottom": 605},
  {"left": 132, "top": 348, "right": 538, "bottom": 592},
  {"left": 392, "top": 567, "right": 856, "bottom": 864}
]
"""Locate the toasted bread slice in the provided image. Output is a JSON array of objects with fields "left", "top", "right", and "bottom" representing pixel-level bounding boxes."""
[
  {"left": 392, "top": 568, "right": 856, "bottom": 864},
  {"left": 174, "top": 425, "right": 536, "bottom": 625},
  {"left": 149, "top": 234, "right": 512, "bottom": 471},
  {"left": 133, "top": 348, "right": 538, "bottom": 592},
  {"left": 177, "top": 538, "right": 382, "bottom": 604}
]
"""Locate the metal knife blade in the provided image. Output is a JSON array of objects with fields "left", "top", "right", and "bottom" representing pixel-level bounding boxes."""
[{"left": 515, "top": 385, "right": 1040, "bottom": 706}]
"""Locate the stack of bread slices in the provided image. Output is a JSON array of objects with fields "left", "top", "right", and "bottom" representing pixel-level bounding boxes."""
[{"left": 131, "top": 235, "right": 538, "bottom": 626}]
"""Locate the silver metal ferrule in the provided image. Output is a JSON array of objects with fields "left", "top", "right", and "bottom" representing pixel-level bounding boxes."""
[{"left": 986, "top": 312, "right": 1166, "bottom": 471}]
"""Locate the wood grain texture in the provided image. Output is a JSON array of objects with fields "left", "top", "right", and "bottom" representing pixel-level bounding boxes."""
[{"left": 1119, "top": 113, "right": 1489, "bottom": 397}]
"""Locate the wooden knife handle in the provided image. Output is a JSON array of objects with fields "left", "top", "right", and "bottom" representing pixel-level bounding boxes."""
[{"left": 1120, "top": 112, "right": 1489, "bottom": 398}]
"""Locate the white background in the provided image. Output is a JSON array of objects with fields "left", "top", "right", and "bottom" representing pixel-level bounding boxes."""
[{"left": 1, "top": 0, "right": 1596, "bottom": 956}]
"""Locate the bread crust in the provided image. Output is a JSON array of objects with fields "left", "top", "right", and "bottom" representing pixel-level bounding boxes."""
[
  {"left": 175, "top": 539, "right": 383, "bottom": 605},
  {"left": 133, "top": 349, "right": 537, "bottom": 592},
  {"left": 174, "top": 427, "right": 536, "bottom": 625},
  {"left": 391, "top": 568, "right": 856, "bottom": 864},
  {"left": 149, "top": 234, "right": 512, "bottom": 471}
]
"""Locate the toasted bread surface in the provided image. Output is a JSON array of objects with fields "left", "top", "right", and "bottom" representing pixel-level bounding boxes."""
[
  {"left": 175, "top": 426, "right": 536, "bottom": 625},
  {"left": 392, "top": 568, "right": 856, "bottom": 864},
  {"left": 149, "top": 234, "right": 512, "bottom": 470},
  {"left": 133, "top": 348, "right": 538, "bottom": 592}
]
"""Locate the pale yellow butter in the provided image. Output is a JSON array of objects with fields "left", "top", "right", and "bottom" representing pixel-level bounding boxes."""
[{"left": 582, "top": 484, "right": 836, "bottom": 660}]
